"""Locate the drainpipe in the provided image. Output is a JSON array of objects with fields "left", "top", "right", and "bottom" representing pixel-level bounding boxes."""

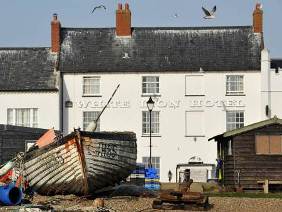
[
  {"left": 59, "top": 72, "right": 64, "bottom": 133},
  {"left": 54, "top": 52, "right": 63, "bottom": 133},
  {"left": 261, "top": 49, "right": 271, "bottom": 119}
]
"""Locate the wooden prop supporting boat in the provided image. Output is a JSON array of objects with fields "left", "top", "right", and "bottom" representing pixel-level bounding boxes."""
[{"left": 24, "top": 130, "right": 137, "bottom": 195}]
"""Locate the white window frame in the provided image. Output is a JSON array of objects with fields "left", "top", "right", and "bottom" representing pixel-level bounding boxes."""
[
  {"left": 142, "top": 111, "right": 160, "bottom": 135},
  {"left": 142, "top": 156, "right": 160, "bottom": 178},
  {"left": 226, "top": 75, "right": 244, "bottom": 95},
  {"left": 83, "top": 111, "right": 100, "bottom": 131},
  {"left": 7, "top": 108, "right": 38, "bottom": 128},
  {"left": 82, "top": 76, "right": 101, "bottom": 96},
  {"left": 142, "top": 76, "right": 160, "bottom": 95},
  {"left": 226, "top": 111, "right": 244, "bottom": 131}
]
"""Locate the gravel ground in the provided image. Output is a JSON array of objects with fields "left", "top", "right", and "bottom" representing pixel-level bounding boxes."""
[
  {"left": 1, "top": 195, "right": 282, "bottom": 211},
  {"left": 28, "top": 195, "right": 282, "bottom": 211}
]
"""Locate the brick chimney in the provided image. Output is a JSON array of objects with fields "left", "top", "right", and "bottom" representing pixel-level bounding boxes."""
[
  {"left": 116, "top": 3, "right": 131, "bottom": 36},
  {"left": 51, "top": 13, "right": 61, "bottom": 53},
  {"left": 253, "top": 3, "right": 263, "bottom": 33}
]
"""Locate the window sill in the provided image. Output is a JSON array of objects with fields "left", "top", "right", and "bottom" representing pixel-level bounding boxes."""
[
  {"left": 185, "top": 94, "right": 205, "bottom": 97},
  {"left": 142, "top": 135, "right": 162, "bottom": 137},
  {"left": 225, "top": 94, "right": 245, "bottom": 96},
  {"left": 141, "top": 94, "right": 161, "bottom": 97},
  {"left": 82, "top": 95, "right": 102, "bottom": 97}
]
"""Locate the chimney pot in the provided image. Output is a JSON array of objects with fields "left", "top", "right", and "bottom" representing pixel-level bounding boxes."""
[
  {"left": 118, "top": 3, "right": 122, "bottom": 10},
  {"left": 256, "top": 3, "right": 262, "bottom": 9},
  {"left": 125, "top": 3, "right": 129, "bottom": 10},
  {"left": 53, "top": 13, "right": 58, "bottom": 20}
]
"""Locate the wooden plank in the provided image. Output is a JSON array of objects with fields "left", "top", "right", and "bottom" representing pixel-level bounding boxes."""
[
  {"left": 269, "top": 135, "right": 281, "bottom": 154},
  {"left": 256, "top": 135, "right": 269, "bottom": 154}
]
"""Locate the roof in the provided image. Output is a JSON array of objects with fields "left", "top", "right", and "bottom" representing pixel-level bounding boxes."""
[
  {"left": 271, "top": 59, "right": 282, "bottom": 70},
  {"left": 59, "top": 26, "right": 262, "bottom": 73},
  {"left": 0, "top": 124, "right": 49, "bottom": 134},
  {"left": 0, "top": 48, "right": 58, "bottom": 92},
  {"left": 209, "top": 116, "right": 282, "bottom": 141}
]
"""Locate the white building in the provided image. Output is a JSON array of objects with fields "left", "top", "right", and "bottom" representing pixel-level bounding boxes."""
[
  {"left": 0, "top": 48, "right": 59, "bottom": 130},
  {"left": 261, "top": 49, "right": 282, "bottom": 119},
  {"left": 57, "top": 3, "right": 264, "bottom": 182},
  {"left": 1, "top": 3, "right": 281, "bottom": 182}
]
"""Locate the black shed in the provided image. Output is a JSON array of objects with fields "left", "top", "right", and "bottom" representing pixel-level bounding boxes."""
[
  {"left": 209, "top": 117, "right": 282, "bottom": 190},
  {"left": 0, "top": 125, "right": 49, "bottom": 164}
]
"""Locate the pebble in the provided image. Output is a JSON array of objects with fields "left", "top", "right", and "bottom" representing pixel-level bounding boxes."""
[{"left": 2, "top": 195, "right": 282, "bottom": 212}]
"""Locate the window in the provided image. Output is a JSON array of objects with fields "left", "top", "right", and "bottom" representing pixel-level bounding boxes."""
[
  {"left": 7, "top": 108, "right": 38, "bottom": 127},
  {"left": 83, "top": 77, "right": 100, "bottom": 96},
  {"left": 7, "top": 109, "right": 13, "bottom": 125},
  {"left": 185, "top": 111, "right": 204, "bottom": 136},
  {"left": 226, "top": 75, "right": 244, "bottom": 95},
  {"left": 185, "top": 75, "right": 204, "bottom": 96},
  {"left": 142, "top": 111, "right": 160, "bottom": 135},
  {"left": 83, "top": 111, "right": 100, "bottom": 131},
  {"left": 142, "top": 156, "right": 160, "bottom": 178},
  {"left": 32, "top": 109, "right": 38, "bottom": 128},
  {"left": 256, "top": 135, "right": 282, "bottom": 154},
  {"left": 142, "top": 76, "right": 159, "bottom": 95},
  {"left": 226, "top": 111, "right": 244, "bottom": 131}
]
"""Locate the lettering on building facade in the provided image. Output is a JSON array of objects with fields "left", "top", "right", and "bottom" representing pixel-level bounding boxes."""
[
  {"left": 77, "top": 100, "right": 130, "bottom": 108},
  {"left": 189, "top": 99, "right": 245, "bottom": 108},
  {"left": 76, "top": 99, "right": 244, "bottom": 109},
  {"left": 140, "top": 99, "right": 181, "bottom": 109}
]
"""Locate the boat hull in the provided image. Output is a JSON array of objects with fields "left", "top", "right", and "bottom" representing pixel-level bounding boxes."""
[{"left": 24, "top": 131, "right": 137, "bottom": 195}]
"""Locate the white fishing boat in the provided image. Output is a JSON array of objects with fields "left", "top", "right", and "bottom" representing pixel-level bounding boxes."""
[{"left": 24, "top": 129, "right": 137, "bottom": 195}]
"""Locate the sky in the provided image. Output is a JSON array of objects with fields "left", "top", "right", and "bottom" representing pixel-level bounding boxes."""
[{"left": 0, "top": 0, "right": 281, "bottom": 57}]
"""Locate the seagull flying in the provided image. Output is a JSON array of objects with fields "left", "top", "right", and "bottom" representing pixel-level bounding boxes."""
[
  {"left": 202, "top": 6, "right": 216, "bottom": 19},
  {"left": 91, "top": 5, "right": 106, "bottom": 13},
  {"left": 173, "top": 13, "right": 179, "bottom": 18}
]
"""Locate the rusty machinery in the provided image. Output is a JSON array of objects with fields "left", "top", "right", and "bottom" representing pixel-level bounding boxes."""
[{"left": 152, "top": 169, "right": 209, "bottom": 210}]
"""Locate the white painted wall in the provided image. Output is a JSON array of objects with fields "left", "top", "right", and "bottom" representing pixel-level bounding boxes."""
[
  {"left": 62, "top": 71, "right": 261, "bottom": 182},
  {"left": 0, "top": 92, "right": 59, "bottom": 129},
  {"left": 261, "top": 49, "right": 282, "bottom": 119}
]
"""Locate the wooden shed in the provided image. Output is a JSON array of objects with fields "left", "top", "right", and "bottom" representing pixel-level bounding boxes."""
[
  {"left": 209, "top": 117, "right": 282, "bottom": 190},
  {"left": 0, "top": 125, "right": 50, "bottom": 164}
]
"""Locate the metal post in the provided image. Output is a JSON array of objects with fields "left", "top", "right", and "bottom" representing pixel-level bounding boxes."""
[
  {"left": 146, "top": 96, "right": 154, "bottom": 169},
  {"left": 149, "top": 109, "right": 152, "bottom": 168}
]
